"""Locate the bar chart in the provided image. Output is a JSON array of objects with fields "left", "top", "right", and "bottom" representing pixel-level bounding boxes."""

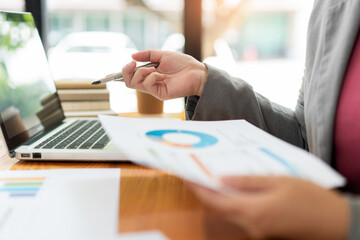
[{"left": 0, "top": 177, "right": 45, "bottom": 198}]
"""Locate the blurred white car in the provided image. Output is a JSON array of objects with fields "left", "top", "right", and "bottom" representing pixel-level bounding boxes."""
[
  {"left": 48, "top": 31, "right": 138, "bottom": 80},
  {"left": 161, "top": 33, "right": 184, "bottom": 52}
]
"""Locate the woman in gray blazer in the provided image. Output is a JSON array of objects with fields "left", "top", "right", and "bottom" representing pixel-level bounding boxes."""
[{"left": 121, "top": 0, "right": 360, "bottom": 239}]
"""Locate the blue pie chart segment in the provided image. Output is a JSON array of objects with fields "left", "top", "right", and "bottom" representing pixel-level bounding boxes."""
[{"left": 146, "top": 130, "right": 218, "bottom": 148}]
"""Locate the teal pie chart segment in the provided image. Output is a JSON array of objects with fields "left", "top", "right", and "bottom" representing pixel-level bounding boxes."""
[{"left": 146, "top": 130, "right": 218, "bottom": 148}]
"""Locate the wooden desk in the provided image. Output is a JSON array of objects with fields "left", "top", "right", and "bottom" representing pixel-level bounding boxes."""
[{"left": 0, "top": 114, "right": 246, "bottom": 240}]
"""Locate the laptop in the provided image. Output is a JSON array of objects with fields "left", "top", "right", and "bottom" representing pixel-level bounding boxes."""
[{"left": 0, "top": 11, "right": 126, "bottom": 161}]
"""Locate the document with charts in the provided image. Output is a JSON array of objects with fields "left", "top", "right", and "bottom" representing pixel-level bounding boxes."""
[
  {"left": 99, "top": 116, "right": 345, "bottom": 190},
  {"left": 0, "top": 169, "right": 120, "bottom": 240}
]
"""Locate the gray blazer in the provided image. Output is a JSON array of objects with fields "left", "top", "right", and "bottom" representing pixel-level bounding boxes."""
[{"left": 185, "top": 0, "right": 360, "bottom": 239}]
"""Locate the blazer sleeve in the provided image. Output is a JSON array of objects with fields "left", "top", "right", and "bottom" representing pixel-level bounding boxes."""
[
  {"left": 347, "top": 196, "right": 360, "bottom": 240},
  {"left": 186, "top": 64, "right": 307, "bottom": 149}
]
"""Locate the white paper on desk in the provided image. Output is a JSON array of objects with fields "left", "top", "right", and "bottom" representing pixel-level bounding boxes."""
[
  {"left": 118, "top": 230, "right": 169, "bottom": 240},
  {"left": 99, "top": 115, "right": 345, "bottom": 189},
  {"left": 0, "top": 169, "right": 121, "bottom": 240}
]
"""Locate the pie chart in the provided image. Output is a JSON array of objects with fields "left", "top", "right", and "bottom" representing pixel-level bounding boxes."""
[{"left": 146, "top": 130, "right": 218, "bottom": 148}]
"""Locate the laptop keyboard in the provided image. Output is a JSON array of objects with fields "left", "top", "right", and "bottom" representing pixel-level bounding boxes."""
[{"left": 35, "top": 120, "right": 110, "bottom": 150}]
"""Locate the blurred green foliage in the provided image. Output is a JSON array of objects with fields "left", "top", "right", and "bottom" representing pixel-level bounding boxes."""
[
  {"left": 0, "top": 12, "right": 46, "bottom": 118},
  {"left": 0, "top": 12, "right": 35, "bottom": 51}
]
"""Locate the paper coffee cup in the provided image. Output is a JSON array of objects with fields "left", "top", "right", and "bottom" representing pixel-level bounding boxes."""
[{"left": 136, "top": 91, "right": 164, "bottom": 114}]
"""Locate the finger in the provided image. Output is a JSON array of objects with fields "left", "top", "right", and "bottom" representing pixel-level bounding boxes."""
[
  {"left": 122, "top": 60, "right": 136, "bottom": 85},
  {"left": 187, "top": 182, "right": 240, "bottom": 214},
  {"left": 186, "top": 181, "right": 267, "bottom": 229},
  {"left": 130, "top": 67, "right": 157, "bottom": 89},
  {"left": 142, "top": 72, "right": 167, "bottom": 99},
  {"left": 221, "top": 176, "right": 281, "bottom": 192},
  {"left": 132, "top": 50, "right": 165, "bottom": 63},
  {"left": 188, "top": 183, "right": 262, "bottom": 229}
]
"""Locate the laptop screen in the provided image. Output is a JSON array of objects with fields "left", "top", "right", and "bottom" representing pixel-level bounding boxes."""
[{"left": 0, "top": 11, "right": 64, "bottom": 154}]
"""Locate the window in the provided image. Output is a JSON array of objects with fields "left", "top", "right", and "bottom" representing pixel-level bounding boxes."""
[
  {"left": 203, "top": 0, "right": 314, "bottom": 109},
  {"left": 236, "top": 13, "right": 290, "bottom": 60},
  {"left": 0, "top": 0, "right": 24, "bottom": 11},
  {"left": 46, "top": 0, "right": 184, "bottom": 113}
]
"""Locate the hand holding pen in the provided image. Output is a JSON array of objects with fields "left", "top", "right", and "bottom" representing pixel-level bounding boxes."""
[
  {"left": 91, "top": 62, "right": 160, "bottom": 85},
  {"left": 94, "top": 50, "right": 208, "bottom": 100}
]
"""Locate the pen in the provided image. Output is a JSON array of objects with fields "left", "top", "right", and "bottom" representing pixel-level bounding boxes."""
[{"left": 91, "top": 62, "right": 160, "bottom": 85}]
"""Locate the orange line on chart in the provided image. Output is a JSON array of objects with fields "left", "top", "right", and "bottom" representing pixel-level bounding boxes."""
[
  {"left": 0, "top": 177, "right": 46, "bottom": 182},
  {"left": 190, "top": 154, "right": 215, "bottom": 179}
]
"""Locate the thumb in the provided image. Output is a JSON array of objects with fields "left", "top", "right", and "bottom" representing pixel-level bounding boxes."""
[{"left": 221, "top": 176, "right": 278, "bottom": 191}]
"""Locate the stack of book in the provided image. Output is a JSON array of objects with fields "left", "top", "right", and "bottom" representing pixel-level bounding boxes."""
[{"left": 55, "top": 80, "right": 114, "bottom": 118}]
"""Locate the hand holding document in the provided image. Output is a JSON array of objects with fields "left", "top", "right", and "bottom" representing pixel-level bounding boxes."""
[{"left": 99, "top": 116, "right": 345, "bottom": 190}]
